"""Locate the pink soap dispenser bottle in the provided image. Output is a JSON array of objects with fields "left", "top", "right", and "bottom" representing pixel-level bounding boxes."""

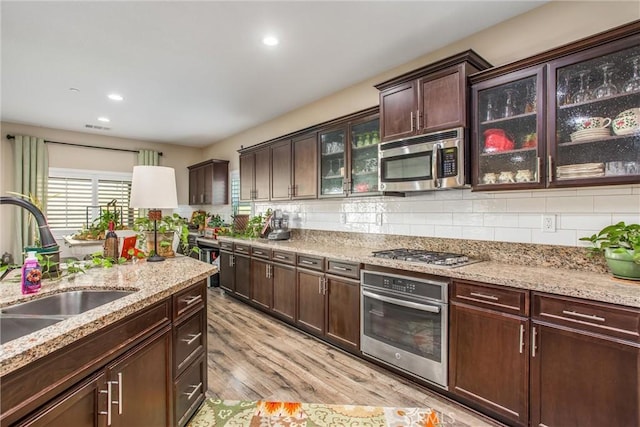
[{"left": 21, "top": 251, "right": 42, "bottom": 294}]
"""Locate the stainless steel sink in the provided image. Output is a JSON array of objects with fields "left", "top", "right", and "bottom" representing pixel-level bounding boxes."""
[
  {"left": 1, "top": 290, "right": 134, "bottom": 316},
  {"left": 0, "top": 316, "right": 63, "bottom": 344},
  {"left": 0, "top": 290, "right": 134, "bottom": 344}
]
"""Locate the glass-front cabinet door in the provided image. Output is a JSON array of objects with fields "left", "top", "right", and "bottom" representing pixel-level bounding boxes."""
[
  {"left": 472, "top": 66, "right": 545, "bottom": 189},
  {"left": 548, "top": 38, "right": 640, "bottom": 186},
  {"left": 349, "top": 116, "right": 380, "bottom": 195},
  {"left": 319, "top": 127, "right": 346, "bottom": 196}
]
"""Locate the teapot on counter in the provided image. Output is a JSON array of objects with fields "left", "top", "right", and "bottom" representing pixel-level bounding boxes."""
[{"left": 483, "top": 128, "right": 515, "bottom": 153}]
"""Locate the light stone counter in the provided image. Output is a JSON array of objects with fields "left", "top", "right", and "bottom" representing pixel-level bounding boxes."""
[
  {"left": 0, "top": 256, "right": 216, "bottom": 377},
  {"left": 218, "top": 236, "right": 640, "bottom": 309}
]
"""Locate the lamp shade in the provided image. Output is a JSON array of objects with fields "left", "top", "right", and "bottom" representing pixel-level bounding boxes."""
[{"left": 130, "top": 166, "right": 178, "bottom": 209}]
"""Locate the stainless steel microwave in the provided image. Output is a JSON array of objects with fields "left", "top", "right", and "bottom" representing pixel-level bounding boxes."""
[{"left": 378, "top": 127, "right": 467, "bottom": 192}]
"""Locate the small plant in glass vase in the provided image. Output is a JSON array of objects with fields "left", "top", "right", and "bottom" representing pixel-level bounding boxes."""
[
  {"left": 133, "top": 213, "right": 191, "bottom": 258},
  {"left": 580, "top": 222, "right": 640, "bottom": 280}
]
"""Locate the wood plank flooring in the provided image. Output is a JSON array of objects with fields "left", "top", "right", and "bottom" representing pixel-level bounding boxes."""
[{"left": 206, "top": 288, "right": 498, "bottom": 426}]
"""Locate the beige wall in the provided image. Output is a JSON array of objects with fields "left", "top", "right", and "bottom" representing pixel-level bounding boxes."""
[
  {"left": 204, "top": 1, "right": 640, "bottom": 171},
  {"left": 1, "top": 122, "right": 204, "bottom": 257}
]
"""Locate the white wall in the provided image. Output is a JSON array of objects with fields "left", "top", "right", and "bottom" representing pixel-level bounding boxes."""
[{"left": 255, "top": 184, "right": 640, "bottom": 248}]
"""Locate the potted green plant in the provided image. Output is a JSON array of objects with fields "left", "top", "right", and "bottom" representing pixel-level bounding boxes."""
[
  {"left": 133, "top": 213, "right": 190, "bottom": 257},
  {"left": 580, "top": 221, "right": 640, "bottom": 280}
]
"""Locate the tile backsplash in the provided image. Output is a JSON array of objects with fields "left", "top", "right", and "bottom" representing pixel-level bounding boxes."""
[{"left": 251, "top": 184, "right": 640, "bottom": 248}]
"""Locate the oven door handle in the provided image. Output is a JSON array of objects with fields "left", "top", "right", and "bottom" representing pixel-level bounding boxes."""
[{"left": 362, "top": 290, "right": 441, "bottom": 314}]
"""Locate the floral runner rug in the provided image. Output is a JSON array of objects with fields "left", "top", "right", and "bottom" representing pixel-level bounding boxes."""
[{"left": 187, "top": 398, "right": 458, "bottom": 427}]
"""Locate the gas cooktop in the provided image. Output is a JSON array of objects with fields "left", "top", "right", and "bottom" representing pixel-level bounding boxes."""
[{"left": 372, "top": 248, "right": 475, "bottom": 267}]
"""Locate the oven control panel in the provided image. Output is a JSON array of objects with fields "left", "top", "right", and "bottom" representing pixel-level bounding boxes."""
[
  {"left": 383, "top": 277, "right": 417, "bottom": 294},
  {"left": 362, "top": 271, "right": 447, "bottom": 302}
]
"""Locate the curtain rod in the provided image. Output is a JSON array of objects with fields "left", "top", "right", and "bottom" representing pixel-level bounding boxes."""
[{"left": 5, "top": 134, "right": 163, "bottom": 156}]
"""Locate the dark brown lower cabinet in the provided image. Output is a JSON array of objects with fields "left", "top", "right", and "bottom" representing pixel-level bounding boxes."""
[
  {"left": 296, "top": 268, "right": 326, "bottom": 335},
  {"left": 251, "top": 258, "right": 272, "bottom": 310},
  {"left": 449, "top": 304, "right": 529, "bottom": 426},
  {"left": 105, "top": 329, "right": 171, "bottom": 427},
  {"left": 530, "top": 292, "right": 640, "bottom": 427},
  {"left": 272, "top": 263, "right": 296, "bottom": 323},
  {"left": 234, "top": 254, "right": 251, "bottom": 300},
  {"left": 17, "top": 329, "right": 171, "bottom": 427},
  {"left": 18, "top": 373, "right": 106, "bottom": 427},
  {"left": 325, "top": 274, "right": 360, "bottom": 353}
]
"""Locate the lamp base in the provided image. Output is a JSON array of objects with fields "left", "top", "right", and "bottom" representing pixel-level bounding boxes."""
[{"left": 147, "top": 254, "right": 166, "bottom": 262}]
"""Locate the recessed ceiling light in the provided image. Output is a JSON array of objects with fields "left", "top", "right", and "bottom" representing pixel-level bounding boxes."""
[
  {"left": 262, "top": 36, "right": 279, "bottom": 46},
  {"left": 69, "top": 88, "right": 80, "bottom": 92},
  {"left": 97, "top": 117, "right": 110, "bottom": 123},
  {"left": 108, "top": 93, "right": 124, "bottom": 101}
]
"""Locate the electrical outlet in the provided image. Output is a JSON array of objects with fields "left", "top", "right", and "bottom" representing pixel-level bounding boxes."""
[{"left": 542, "top": 214, "right": 556, "bottom": 233}]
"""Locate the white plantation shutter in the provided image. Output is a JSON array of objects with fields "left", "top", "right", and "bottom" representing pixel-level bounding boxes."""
[
  {"left": 47, "top": 168, "right": 135, "bottom": 232},
  {"left": 47, "top": 177, "right": 93, "bottom": 229}
]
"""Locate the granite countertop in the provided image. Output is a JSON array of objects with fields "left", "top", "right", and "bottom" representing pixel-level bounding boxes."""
[
  {"left": 0, "top": 256, "right": 216, "bottom": 377},
  {"left": 218, "top": 236, "right": 640, "bottom": 309}
]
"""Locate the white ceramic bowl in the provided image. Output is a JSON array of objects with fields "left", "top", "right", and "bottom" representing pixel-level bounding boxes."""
[{"left": 612, "top": 108, "right": 640, "bottom": 135}]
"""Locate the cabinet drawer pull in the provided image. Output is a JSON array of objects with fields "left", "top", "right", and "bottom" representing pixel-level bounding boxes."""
[
  {"left": 561, "top": 310, "right": 605, "bottom": 322},
  {"left": 254, "top": 250, "right": 263, "bottom": 255},
  {"left": 274, "top": 254, "right": 287, "bottom": 260},
  {"left": 531, "top": 326, "right": 537, "bottom": 358},
  {"left": 183, "top": 382, "right": 203, "bottom": 401},
  {"left": 181, "top": 295, "right": 202, "bottom": 306},
  {"left": 182, "top": 332, "right": 202, "bottom": 346},
  {"left": 469, "top": 292, "right": 499, "bottom": 301},
  {"left": 300, "top": 259, "right": 316, "bottom": 265},
  {"left": 332, "top": 266, "right": 350, "bottom": 271},
  {"left": 519, "top": 324, "right": 525, "bottom": 354},
  {"left": 99, "top": 381, "right": 113, "bottom": 426}
]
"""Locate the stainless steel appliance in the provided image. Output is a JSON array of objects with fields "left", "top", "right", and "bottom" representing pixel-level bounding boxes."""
[
  {"left": 378, "top": 127, "right": 467, "bottom": 192},
  {"left": 195, "top": 236, "right": 219, "bottom": 287},
  {"left": 267, "top": 209, "right": 290, "bottom": 240},
  {"left": 361, "top": 268, "right": 449, "bottom": 389}
]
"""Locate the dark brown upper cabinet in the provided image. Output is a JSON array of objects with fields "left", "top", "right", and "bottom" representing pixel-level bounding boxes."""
[
  {"left": 319, "top": 110, "right": 380, "bottom": 198},
  {"left": 471, "top": 20, "right": 640, "bottom": 190},
  {"left": 292, "top": 132, "right": 318, "bottom": 199},
  {"left": 188, "top": 159, "right": 229, "bottom": 205},
  {"left": 270, "top": 139, "right": 292, "bottom": 200},
  {"left": 376, "top": 50, "right": 491, "bottom": 143},
  {"left": 239, "top": 147, "right": 270, "bottom": 202}
]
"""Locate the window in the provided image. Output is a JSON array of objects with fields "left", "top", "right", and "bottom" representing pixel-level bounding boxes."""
[
  {"left": 230, "top": 170, "right": 251, "bottom": 216},
  {"left": 47, "top": 168, "right": 135, "bottom": 235}
]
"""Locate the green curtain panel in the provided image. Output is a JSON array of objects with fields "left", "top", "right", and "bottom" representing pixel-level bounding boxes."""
[
  {"left": 12, "top": 135, "right": 49, "bottom": 258},
  {"left": 138, "top": 149, "right": 159, "bottom": 166}
]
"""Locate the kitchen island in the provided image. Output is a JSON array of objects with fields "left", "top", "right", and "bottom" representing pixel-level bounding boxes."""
[{"left": 0, "top": 255, "right": 216, "bottom": 427}]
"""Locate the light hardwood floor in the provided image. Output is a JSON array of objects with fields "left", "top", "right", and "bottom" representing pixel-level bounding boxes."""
[{"left": 206, "top": 288, "right": 498, "bottom": 426}]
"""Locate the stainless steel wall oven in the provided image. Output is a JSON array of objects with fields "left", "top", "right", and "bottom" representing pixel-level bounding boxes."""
[{"left": 361, "top": 268, "right": 449, "bottom": 389}]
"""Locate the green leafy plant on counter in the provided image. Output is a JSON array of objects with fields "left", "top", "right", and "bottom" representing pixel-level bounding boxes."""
[
  {"left": 133, "top": 213, "right": 191, "bottom": 255},
  {"left": 244, "top": 209, "right": 272, "bottom": 239},
  {"left": 580, "top": 221, "right": 640, "bottom": 262}
]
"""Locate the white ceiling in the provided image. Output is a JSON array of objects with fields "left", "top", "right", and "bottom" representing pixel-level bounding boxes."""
[{"left": 1, "top": 1, "right": 545, "bottom": 147}]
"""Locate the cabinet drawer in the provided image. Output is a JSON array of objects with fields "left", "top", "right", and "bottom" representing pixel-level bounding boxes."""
[
  {"left": 251, "top": 246, "right": 272, "bottom": 259},
  {"left": 234, "top": 243, "right": 251, "bottom": 255},
  {"left": 272, "top": 250, "right": 295, "bottom": 265},
  {"left": 452, "top": 280, "right": 528, "bottom": 316},
  {"left": 173, "top": 281, "right": 206, "bottom": 320},
  {"left": 174, "top": 309, "right": 205, "bottom": 375},
  {"left": 175, "top": 355, "right": 206, "bottom": 427},
  {"left": 327, "top": 259, "right": 360, "bottom": 279},
  {"left": 219, "top": 241, "right": 234, "bottom": 251},
  {"left": 533, "top": 293, "right": 640, "bottom": 343},
  {"left": 297, "top": 254, "right": 325, "bottom": 271}
]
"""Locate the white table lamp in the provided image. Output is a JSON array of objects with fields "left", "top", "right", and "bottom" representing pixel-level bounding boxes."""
[{"left": 130, "top": 166, "right": 178, "bottom": 262}]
